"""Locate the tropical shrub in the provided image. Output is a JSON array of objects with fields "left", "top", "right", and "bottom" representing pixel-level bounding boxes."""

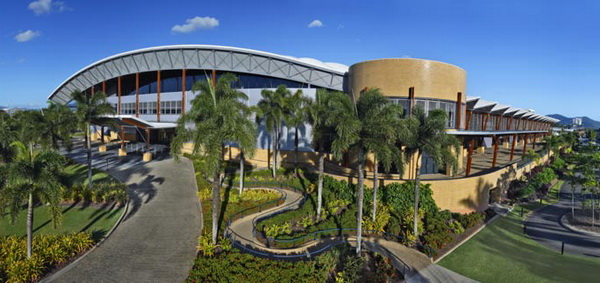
[
  {"left": 454, "top": 212, "right": 485, "bottom": 230},
  {"left": 62, "top": 182, "right": 127, "bottom": 204},
  {"left": 422, "top": 210, "right": 455, "bottom": 249},
  {"left": 0, "top": 233, "right": 94, "bottom": 282},
  {"left": 382, "top": 182, "right": 438, "bottom": 216},
  {"left": 300, "top": 214, "right": 314, "bottom": 228},
  {"left": 323, "top": 176, "right": 354, "bottom": 202},
  {"left": 196, "top": 234, "right": 217, "bottom": 257},
  {"left": 363, "top": 204, "right": 391, "bottom": 234},
  {"left": 264, "top": 223, "right": 292, "bottom": 238}
]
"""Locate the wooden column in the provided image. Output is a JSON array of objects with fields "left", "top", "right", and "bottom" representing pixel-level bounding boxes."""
[
  {"left": 456, "top": 92, "right": 462, "bottom": 129},
  {"left": 211, "top": 69, "right": 217, "bottom": 87},
  {"left": 522, "top": 134, "right": 528, "bottom": 157},
  {"left": 102, "top": 81, "right": 106, "bottom": 94},
  {"left": 157, "top": 70, "right": 161, "bottom": 122},
  {"left": 408, "top": 87, "right": 415, "bottom": 117},
  {"left": 508, "top": 117, "right": 513, "bottom": 130},
  {"left": 466, "top": 110, "right": 472, "bottom": 130},
  {"left": 117, "top": 76, "right": 122, "bottom": 115},
  {"left": 135, "top": 73, "right": 140, "bottom": 118},
  {"left": 146, "top": 128, "right": 151, "bottom": 151},
  {"left": 510, "top": 134, "right": 517, "bottom": 161},
  {"left": 466, "top": 138, "right": 475, "bottom": 176},
  {"left": 496, "top": 115, "right": 502, "bottom": 130},
  {"left": 492, "top": 136, "right": 499, "bottom": 167},
  {"left": 532, "top": 134, "right": 537, "bottom": 150},
  {"left": 182, "top": 69, "right": 186, "bottom": 115},
  {"left": 483, "top": 113, "right": 490, "bottom": 131},
  {"left": 101, "top": 126, "right": 104, "bottom": 144},
  {"left": 91, "top": 85, "right": 95, "bottom": 96}
]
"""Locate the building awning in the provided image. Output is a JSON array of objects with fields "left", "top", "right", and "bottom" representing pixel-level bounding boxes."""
[
  {"left": 447, "top": 130, "right": 549, "bottom": 136},
  {"left": 98, "top": 115, "right": 177, "bottom": 130}
]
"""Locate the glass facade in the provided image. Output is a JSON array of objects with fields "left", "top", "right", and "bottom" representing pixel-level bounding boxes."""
[
  {"left": 389, "top": 97, "right": 456, "bottom": 128},
  {"left": 113, "top": 70, "right": 310, "bottom": 97},
  {"left": 160, "top": 100, "right": 182, "bottom": 115}
]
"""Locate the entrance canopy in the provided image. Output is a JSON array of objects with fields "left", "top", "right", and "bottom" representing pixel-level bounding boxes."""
[{"left": 99, "top": 115, "right": 177, "bottom": 130}]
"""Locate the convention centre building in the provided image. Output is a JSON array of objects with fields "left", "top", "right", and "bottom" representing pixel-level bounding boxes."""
[{"left": 48, "top": 45, "right": 559, "bottom": 213}]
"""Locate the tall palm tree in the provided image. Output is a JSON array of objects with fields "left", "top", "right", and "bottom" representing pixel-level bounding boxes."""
[
  {"left": 0, "top": 141, "right": 65, "bottom": 258},
  {"left": 307, "top": 89, "right": 335, "bottom": 218},
  {"left": 171, "top": 73, "right": 254, "bottom": 244},
  {"left": 284, "top": 89, "right": 310, "bottom": 169},
  {"left": 403, "top": 106, "right": 459, "bottom": 241},
  {"left": 327, "top": 89, "right": 403, "bottom": 254},
  {"left": 41, "top": 102, "right": 78, "bottom": 151},
  {"left": 72, "top": 90, "right": 115, "bottom": 189},
  {"left": 256, "top": 85, "right": 290, "bottom": 177}
]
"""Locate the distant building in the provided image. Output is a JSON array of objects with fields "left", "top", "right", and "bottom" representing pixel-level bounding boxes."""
[{"left": 573, "top": 117, "right": 582, "bottom": 127}]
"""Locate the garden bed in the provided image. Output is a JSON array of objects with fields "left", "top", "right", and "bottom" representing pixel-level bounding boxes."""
[{"left": 564, "top": 209, "right": 600, "bottom": 234}]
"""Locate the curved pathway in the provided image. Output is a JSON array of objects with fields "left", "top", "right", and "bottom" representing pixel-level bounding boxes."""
[
  {"left": 227, "top": 187, "right": 475, "bottom": 283},
  {"left": 525, "top": 181, "right": 600, "bottom": 257},
  {"left": 46, "top": 144, "right": 202, "bottom": 282}
]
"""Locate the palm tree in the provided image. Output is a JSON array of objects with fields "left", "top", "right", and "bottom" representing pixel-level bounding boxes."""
[
  {"left": 72, "top": 90, "right": 115, "bottom": 189},
  {"left": 326, "top": 89, "right": 403, "bottom": 254},
  {"left": 0, "top": 141, "right": 65, "bottom": 258},
  {"left": 284, "top": 89, "right": 310, "bottom": 169},
  {"left": 307, "top": 89, "right": 335, "bottom": 218},
  {"left": 0, "top": 113, "right": 14, "bottom": 162},
  {"left": 524, "top": 149, "right": 541, "bottom": 165},
  {"left": 41, "top": 102, "right": 78, "bottom": 151},
  {"left": 255, "top": 85, "right": 290, "bottom": 177},
  {"left": 171, "top": 73, "right": 253, "bottom": 245},
  {"left": 403, "top": 106, "right": 459, "bottom": 241}
]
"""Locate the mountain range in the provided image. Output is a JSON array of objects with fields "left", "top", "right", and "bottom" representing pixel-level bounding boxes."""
[{"left": 547, "top": 114, "right": 600, "bottom": 129}]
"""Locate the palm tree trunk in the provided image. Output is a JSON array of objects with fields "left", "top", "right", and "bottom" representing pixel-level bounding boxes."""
[
  {"left": 356, "top": 148, "right": 365, "bottom": 254},
  {"left": 372, "top": 155, "right": 378, "bottom": 222},
  {"left": 593, "top": 194, "right": 596, "bottom": 227},
  {"left": 294, "top": 126, "right": 299, "bottom": 169},
  {"left": 86, "top": 124, "right": 93, "bottom": 189},
  {"left": 212, "top": 169, "right": 220, "bottom": 245},
  {"left": 413, "top": 152, "right": 421, "bottom": 242},
  {"left": 271, "top": 128, "right": 277, "bottom": 178},
  {"left": 317, "top": 153, "right": 324, "bottom": 218},
  {"left": 239, "top": 151, "right": 244, "bottom": 195},
  {"left": 27, "top": 191, "right": 33, "bottom": 258}
]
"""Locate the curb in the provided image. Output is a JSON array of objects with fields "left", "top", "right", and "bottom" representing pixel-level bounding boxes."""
[
  {"left": 40, "top": 169, "right": 131, "bottom": 283},
  {"left": 560, "top": 212, "right": 600, "bottom": 237}
]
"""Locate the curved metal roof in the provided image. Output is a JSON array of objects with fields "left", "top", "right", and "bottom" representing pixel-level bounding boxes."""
[{"left": 49, "top": 45, "right": 349, "bottom": 104}]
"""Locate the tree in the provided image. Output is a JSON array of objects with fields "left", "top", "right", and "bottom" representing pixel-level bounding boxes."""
[
  {"left": 171, "top": 73, "right": 253, "bottom": 244},
  {"left": 72, "top": 90, "right": 115, "bottom": 189},
  {"left": 284, "top": 89, "right": 310, "bottom": 170},
  {"left": 326, "top": 89, "right": 403, "bottom": 254},
  {"left": 41, "top": 102, "right": 77, "bottom": 151},
  {"left": 403, "top": 106, "right": 459, "bottom": 241},
  {"left": 255, "top": 85, "right": 290, "bottom": 177},
  {"left": 0, "top": 141, "right": 65, "bottom": 258},
  {"left": 0, "top": 112, "right": 14, "bottom": 162},
  {"left": 524, "top": 149, "right": 542, "bottom": 166},
  {"left": 543, "top": 134, "right": 565, "bottom": 157},
  {"left": 306, "top": 89, "right": 336, "bottom": 218}
]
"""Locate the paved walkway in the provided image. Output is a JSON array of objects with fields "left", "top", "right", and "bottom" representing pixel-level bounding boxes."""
[
  {"left": 45, "top": 143, "right": 202, "bottom": 282},
  {"left": 524, "top": 181, "right": 600, "bottom": 257},
  {"left": 227, "top": 187, "right": 475, "bottom": 283}
]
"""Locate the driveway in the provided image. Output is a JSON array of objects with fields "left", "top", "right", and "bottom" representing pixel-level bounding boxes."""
[
  {"left": 46, "top": 143, "right": 202, "bottom": 282},
  {"left": 524, "top": 181, "right": 600, "bottom": 258}
]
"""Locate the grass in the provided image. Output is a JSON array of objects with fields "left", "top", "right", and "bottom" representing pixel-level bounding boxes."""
[
  {"left": 0, "top": 203, "right": 124, "bottom": 242},
  {"left": 62, "top": 163, "right": 116, "bottom": 186},
  {"left": 1, "top": 162, "right": 125, "bottom": 242},
  {"left": 439, "top": 181, "right": 600, "bottom": 282}
]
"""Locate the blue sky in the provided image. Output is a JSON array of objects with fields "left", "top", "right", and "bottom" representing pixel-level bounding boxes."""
[{"left": 1, "top": 0, "right": 599, "bottom": 119}]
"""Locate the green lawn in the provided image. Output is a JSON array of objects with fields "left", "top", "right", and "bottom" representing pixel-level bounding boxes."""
[
  {"left": 1, "top": 162, "right": 125, "bottom": 242},
  {"left": 439, "top": 199, "right": 600, "bottom": 282},
  {"left": 0, "top": 204, "right": 124, "bottom": 242},
  {"left": 62, "top": 163, "right": 116, "bottom": 186}
]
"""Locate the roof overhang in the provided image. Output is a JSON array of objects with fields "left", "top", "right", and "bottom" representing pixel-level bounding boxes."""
[
  {"left": 100, "top": 115, "right": 177, "bottom": 129},
  {"left": 49, "top": 45, "right": 349, "bottom": 104}
]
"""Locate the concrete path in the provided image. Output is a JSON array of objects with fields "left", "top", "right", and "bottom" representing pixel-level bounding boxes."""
[
  {"left": 524, "top": 181, "right": 600, "bottom": 257},
  {"left": 46, "top": 143, "right": 202, "bottom": 282},
  {"left": 227, "top": 187, "right": 475, "bottom": 282}
]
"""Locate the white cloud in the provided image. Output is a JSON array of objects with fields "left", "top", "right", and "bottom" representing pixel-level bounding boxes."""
[
  {"left": 171, "top": 16, "right": 219, "bottom": 33},
  {"left": 308, "top": 20, "right": 323, "bottom": 28},
  {"left": 15, "top": 30, "right": 41, "bottom": 42},
  {"left": 28, "top": 0, "right": 68, "bottom": 15}
]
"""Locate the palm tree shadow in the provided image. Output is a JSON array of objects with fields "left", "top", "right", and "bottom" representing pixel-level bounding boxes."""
[
  {"left": 123, "top": 174, "right": 162, "bottom": 221},
  {"left": 218, "top": 184, "right": 232, "bottom": 235}
]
